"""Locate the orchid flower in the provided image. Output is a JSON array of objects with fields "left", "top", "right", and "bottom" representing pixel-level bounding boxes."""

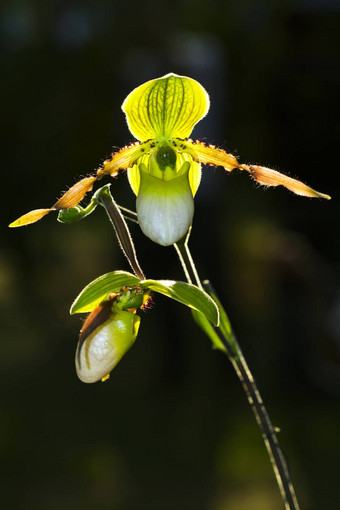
[{"left": 10, "top": 73, "right": 330, "bottom": 245}]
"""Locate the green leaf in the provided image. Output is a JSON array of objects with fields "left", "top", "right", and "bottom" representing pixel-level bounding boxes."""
[
  {"left": 202, "top": 283, "right": 237, "bottom": 352},
  {"left": 208, "top": 292, "right": 234, "bottom": 345},
  {"left": 141, "top": 279, "right": 219, "bottom": 326},
  {"left": 71, "top": 271, "right": 141, "bottom": 314},
  {"left": 71, "top": 272, "right": 219, "bottom": 327},
  {"left": 192, "top": 281, "right": 238, "bottom": 356},
  {"left": 121, "top": 73, "right": 210, "bottom": 142},
  {"left": 191, "top": 309, "right": 227, "bottom": 353}
]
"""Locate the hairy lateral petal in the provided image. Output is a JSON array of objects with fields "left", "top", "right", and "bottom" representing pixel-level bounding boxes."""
[
  {"left": 182, "top": 140, "right": 330, "bottom": 200},
  {"left": 54, "top": 176, "right": 97, "bottom": 209},
  {"left": 54, "top": 142, "right": 151, "bottom": 210},
  {"left": 8, "top": 142, "right": 152, "bottom": 229},
  {"left": 176, "top": 139, "right": 239, "bottom": 171},
  {"left": 241, "top": 164, "right": 331, "bottom": 199},
  {"left": 99, "top": 141, "right": 153, "bottom": 178},
  {"left": 9, "top": 208, "right": 53, "bottom": 227},
  {"left": 9, "top": 176, "right": 97, "bottom": 228}
]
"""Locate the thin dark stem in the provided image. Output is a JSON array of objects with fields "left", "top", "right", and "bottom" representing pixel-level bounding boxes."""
[
  {"left": 177, "top": 242, "right": 300, "bottom": 510},
  {"left": 98, "top": 189, "right": 145, "bottom": 280},
  {"left": 203, "top": 281, "right": 300, "bottom": 510},
  {"left": 118, "top": 205, "right": 139, "bottom": 224}
]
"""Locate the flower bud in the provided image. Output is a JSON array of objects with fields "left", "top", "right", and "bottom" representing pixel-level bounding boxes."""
[{"left": 75, "top": 299, "right": 140, "bottom": 383}]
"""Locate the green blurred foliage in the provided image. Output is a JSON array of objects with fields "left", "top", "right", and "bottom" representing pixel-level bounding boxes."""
[{"left": 1, "top": 0, "right": 339, "bottom": 508}]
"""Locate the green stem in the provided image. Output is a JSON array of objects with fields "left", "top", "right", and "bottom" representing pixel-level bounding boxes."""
[
  {"left": 176, "top": 239, "right": 300, "bottom": 510},
  {"left": 101, "top": 194, "right": 300, "bottom": 508},
  {"left": 174, "top": 232, "right": 193, "bottom": 285},
  {"left": 174, "top": 228, "right": 202, "bottom": 290}
]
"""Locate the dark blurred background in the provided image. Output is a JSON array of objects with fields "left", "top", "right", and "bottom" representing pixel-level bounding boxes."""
[{"left": 1, "top": 0, "right": 339, "bottom": 508}]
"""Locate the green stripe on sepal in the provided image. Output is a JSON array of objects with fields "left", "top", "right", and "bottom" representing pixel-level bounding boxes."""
[
  {"left": 70, "top": 271, "right": 141, "bottom": 314},
  {"left": 140, "top": 279, "right": 219, "bottom": 326},
  {"left": 122, "top": 73, "right": 210, "bottom": 142}
]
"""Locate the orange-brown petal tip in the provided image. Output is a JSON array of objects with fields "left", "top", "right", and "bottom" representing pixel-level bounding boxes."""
[
  {"left": 9, "top": 208, "right": 53, "bottom": 228},
  {"left": 249, "top": 165, "right": 331, "bottom": 200}
]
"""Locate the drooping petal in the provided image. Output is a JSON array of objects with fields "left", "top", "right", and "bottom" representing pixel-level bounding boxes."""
[
  {"left": 9, "top": 176, "right": 97, "bottom": 228},
  {"left": 9, "top": 208, "right": 53, "bottom": 227},
  {"left": 181, "top": 139, "right": 330, "bottom": 199},
  {"left": 54, "top": 176, "right": 97, "bottom": 208},
  {"left": 9, "top": 141, "right": 155, "bottom": 228},
  {"left": 122, "top": 73, "right": 210, "bottom": 142},
  {"left": 136, "top": 167, "right": 194, "bottom": 246},
  {"left": 177, "top": 139, "right": 239, "bottom": 171},
  {"left": 98, "top": 140, "right": 156, "bottom": 178},
  {"left": 241, "top": 164, "right": 331, "bottom": 199}
]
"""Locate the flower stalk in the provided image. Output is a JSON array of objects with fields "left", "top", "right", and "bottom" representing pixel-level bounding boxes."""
[
  {"left": 176, "top": 237, "right": 300, "bottom": 510},
  {"left": 203, "top": 281, "right": 300, "bottom": 510},
  {"left": 174, "top": 228, "right": 202, "bottom": 289},
  {"left": 102, "top": 201, "right": 301, "bottom": 509},
  {"left": 97, "top": 185, "right": 145, "bottom": 280}
]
